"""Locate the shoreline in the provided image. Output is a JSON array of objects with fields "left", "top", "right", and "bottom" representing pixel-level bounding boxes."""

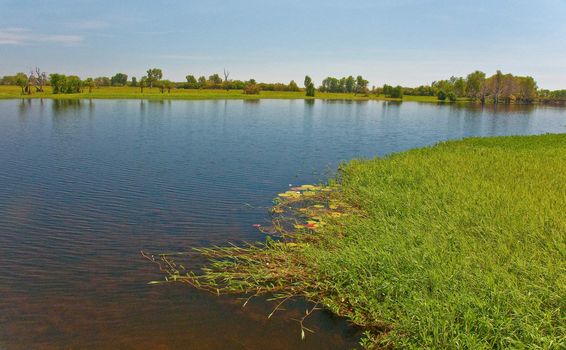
[{"left": 148, "top": 134, "right": 566, "bottom": 349}]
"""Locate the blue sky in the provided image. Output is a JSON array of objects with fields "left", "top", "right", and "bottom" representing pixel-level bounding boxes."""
[{"left": 1, "top": 0, "right": 566, "bottom": 89}]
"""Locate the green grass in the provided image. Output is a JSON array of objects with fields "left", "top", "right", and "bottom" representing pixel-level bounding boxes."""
[
  {"left": 0, "top": 85, "right": 468, "bottom": 103},
  {"left": 151, "top": 134, "right": 566, "bottom": 348}
]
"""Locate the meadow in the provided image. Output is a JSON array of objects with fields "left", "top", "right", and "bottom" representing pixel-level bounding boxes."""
[
  {"left": 0, "top": 85, "right": 453, "bottom": 103},
  {"left": 152, "top": 134, "right": 566, "bottom": 348}
]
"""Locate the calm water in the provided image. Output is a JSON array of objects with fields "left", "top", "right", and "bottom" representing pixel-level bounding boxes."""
[{"left": 0, "top": 99, "right": 565, "bottom": 349}]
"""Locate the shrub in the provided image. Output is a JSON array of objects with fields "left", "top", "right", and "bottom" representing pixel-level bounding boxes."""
[{"left": 243, "top": 83, "right": 261, "bottom": 95}]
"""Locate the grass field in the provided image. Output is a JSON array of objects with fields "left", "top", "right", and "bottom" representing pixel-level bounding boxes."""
[
  {"left": 0, "top": 85, "right": 461, "bottom": 103},
  {"left": 153, "top": 134, "right": 566, "bottom": 348}
]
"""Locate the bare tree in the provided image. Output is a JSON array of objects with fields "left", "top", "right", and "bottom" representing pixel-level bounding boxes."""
[
  {"left": 223, "top": 68, "right": 231, "bottom": 91},
  {"left": 32, "top": 67, "right": 47, "bottom": 92}
]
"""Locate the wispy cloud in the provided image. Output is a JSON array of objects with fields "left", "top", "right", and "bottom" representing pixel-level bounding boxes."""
[
  {"left": 73, "top": 20, "right": 110, "bottom": 30},
  {"left": 0, "top": 28, "right": 82, "bottom": 45}
]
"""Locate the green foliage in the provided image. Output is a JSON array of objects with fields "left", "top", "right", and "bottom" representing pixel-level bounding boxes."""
[
  {"left": 243, "top": 83, "right": 261, "bottom": 95},
  {"left": 288, "top": 80, "right": 300, "bottom": 92},
  {"left": 130, "top": 77, "right": 137, "bottom": 87},
  {"left": 304, "top": 75, "right": 315, "bottom": 97},
  {"left": 208, "top": 73, "right": 223, "bottom": 85},
  {"left": 185, "top": 74, "right": 198, "bottom": 89},
  {"left": 157, "top": 134, "right": 566, "bottom": 348},
  {"left": 84, "top": 77, "right": 95, "bottom": 93},
  {"left": 49, "top": 74, "right": 82, "bottom": 94},
  {"left": 110, "top": 73, "right": 128, "bottom": 86},
  {"left": 146, "top": 68, "right": 163, "bottom": 88},
  {"left": 14, "top": 72, "right": 28, "bottom": 94},
  {"left": 355, "top": 75, "right": 369, "bottom": 94},
  {"left": 383, "top": 84, "right": 403, "bottom": 98},
  {"left": 94, "top": 76, "right": 110, "bottom": 87}
]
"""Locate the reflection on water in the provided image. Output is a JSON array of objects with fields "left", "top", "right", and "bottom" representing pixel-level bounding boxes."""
[{"left": 0, "top": 99, "right": 565, "bottom": 349}]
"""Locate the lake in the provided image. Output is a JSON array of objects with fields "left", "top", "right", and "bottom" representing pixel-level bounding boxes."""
[{"left": 0, "top": 99, "right": 565, "bottom": 349}]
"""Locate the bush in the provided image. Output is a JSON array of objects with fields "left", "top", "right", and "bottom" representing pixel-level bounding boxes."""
[{"left": 243, "top": 83, "right": 261, "bottom": 95}]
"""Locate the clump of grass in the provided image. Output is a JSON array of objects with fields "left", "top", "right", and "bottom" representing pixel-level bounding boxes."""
[{"left": 146, "top": 134, "right": 566, "bottom": 349}]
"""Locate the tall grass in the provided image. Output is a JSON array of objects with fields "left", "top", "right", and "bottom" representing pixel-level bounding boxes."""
[{"left": 149, "top": 134, "right": 566, "bottom": 348}]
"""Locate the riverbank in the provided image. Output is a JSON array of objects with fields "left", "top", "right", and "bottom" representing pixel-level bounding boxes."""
[
  {"left": 0, "top": 85, "right": 464, "bottom": 103},
  {"left": 151, "top": 134, "right": 566, "bottom": 348}
]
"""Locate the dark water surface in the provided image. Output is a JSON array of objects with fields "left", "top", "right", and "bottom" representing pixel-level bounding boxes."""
[{"left": 1, "top": 99, "right": 565, "bottom": 349}]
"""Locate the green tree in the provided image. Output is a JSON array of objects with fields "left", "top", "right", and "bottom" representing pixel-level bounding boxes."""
[
  {"left": 15, "top": 72, "right": 29, "bottom": 95},
  {"left": 288, "top": 80, "right": 299, "bottom": 92},
  {"left": 130, "top": 77, "right": 138, "bottom": 87},
  {"left": 304, "top": 75, "right": 315, "bottom": 97},
  {"left": 146, "top": 68, "right": 163, "bottom": 88},
  {"left": 49, "top": 73, "right": 66, "bottom": 94},
  {"left": 453, "top": 77, "right": 466, "bottom": 97},
  {"left": 391, "top": 85, "right": 403, "bottom": 99},
  {"left": 197, "top": 76, "right": 207, "bottom": 88},
  {"left": 84, "top": 78, "right": 95, "bottom": 93},
  {"left": 139, "top": 76, "right": 147, "bottom": 93},
  {"left": 110, "top": 73, "right": 128, "bottom": 86},
  {"left": 345, "top": 76, "right": 355, "bottom": 93},
  {"left": 65, "top": 76, "right": 82, "bottom": 93},
  {"left": 466, "top": 71, "right": 486, "bottom": 101},
  {"left": 94, "top": 76, "right": 110, "bottom": 87},
  {"left": 209, "top": 74, "right": 222, "bottom": 85},
  {"left": 186, "top": 75, "right": 198, "bottom": 89},
  {"left": 355, "top": 75, "right": 368, "bottom": 95}
]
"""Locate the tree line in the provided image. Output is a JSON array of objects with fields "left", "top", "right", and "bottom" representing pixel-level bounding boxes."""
[
  {"left": 1, "top": 68, "right": 564, "bottom": 103},
  {"left": 399, "top": 70, "right": 541, "bottom": 104}
]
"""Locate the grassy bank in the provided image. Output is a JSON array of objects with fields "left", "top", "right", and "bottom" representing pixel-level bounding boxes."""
[
  {"left": 149, "top": 134, "right": 566, "bottom": 348},
  {"left": 0, "top": 85, "right": 461, "bottom": 103}
]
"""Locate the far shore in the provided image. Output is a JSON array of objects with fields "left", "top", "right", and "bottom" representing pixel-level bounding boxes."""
[{"left": 0, "top": 85, "right": 469, "bottom": 103}]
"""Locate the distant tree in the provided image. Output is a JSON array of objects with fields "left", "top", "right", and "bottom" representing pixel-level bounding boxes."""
[
  {"left": 466, "top": 71, "right": 486, "bottom": 101},
  {"left": 15, "top": 72, "right": 29, "bottom": 95},
  {"left": 437, "top": 90, "right": 447, "bottom": 101},
  {"left": 288, "top": 80, "right": 300, "bottom": 92},
  {"left": 139, "top": 76, "right": 147, "bottom": 93},
  {"left": 223, "top": 68, "right": 231, "bottom": 91},
  {"left": 517, "top": 76, "right": 537, "bottom": 103},
  {"left": 447, "top": 91, "right": 457, "bottom": 102},
  {"left": 354, "top": 75, "right": 369, "bottom": 95},
  {"left": 304, "top": 76, "right": 315, "bottom": 97},
  {"left": 146, "top": 68, "right": 163, "bottom": 88},
  {"left": 185, "top": 75, "right": 198, "bottom": 89},
  {"left": 65, "top": 76, "right": 82, "bottom": 93},
  {"left": 94, "top": 77, "right": 111, "bottom": 87},
  {"left": 130, "top": 77, "right": 138, "bottom": 87},
  {"left": 163, "top": 80, "right": 174, "bottom": 93},
  {"left": 390, "top": 85, "right": 403, "bottom": 99},
  {"left": 110, "top": 73, "right": 128, "bottom": 86},
  {"left": 453, "top": 77, "right": 466, "bottom": 97},
  {"left": 209, "top": 73, "right": 223, "bottom": 85},
  {"left": 30, "top": 67, "right": 48, "bottom": 92},
  {"left": 84, "top": 78, "right": 95, "bottom": 93},
  {"left": 197, "top": 76, "right": 207, "bottom": 88},
  {"left": 243, "top": 82, "right": 260, "bottom": 94},
  {"left": 304, "top": 75, "right": 312, "bottom": 89},
  {"left": 49, "top": 74, "right": 66, "bottom": 94},
  {"left": 345, "top": 76, "right": 355, "bottom": 93},
  {"left": 49, "top": 74, "right": 81, "bottom": 94}
]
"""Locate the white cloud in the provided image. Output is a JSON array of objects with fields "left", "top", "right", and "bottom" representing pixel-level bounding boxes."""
[
  {"left": 0, "top": 28, "right": 82, "bottom": 45},
  {"left": 74, "top": 20, "right": 110, "bottom": 30}
]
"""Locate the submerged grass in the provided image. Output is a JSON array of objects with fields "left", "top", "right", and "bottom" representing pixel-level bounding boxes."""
[{"left": 146, "top": 134, "right": 566, "bottom": 349}]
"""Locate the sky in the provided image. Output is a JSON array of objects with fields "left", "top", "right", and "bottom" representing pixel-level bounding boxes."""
[{"left": 1, "top": 0, "right": 566, "bottom": 89}]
